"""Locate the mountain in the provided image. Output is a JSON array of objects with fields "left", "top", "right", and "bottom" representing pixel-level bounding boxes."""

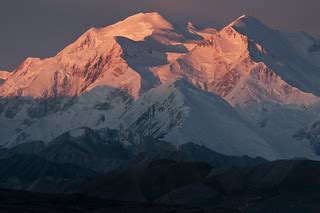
[
  {"left": 10, "top": 140, "right": 46, "bottom": 154},
  {"left": 156, "top": 159, "right": 320, "bottom": 212},
  {"left": 231, "top": 16, "right": 320, "bottom": 96},
  {"left": 2, "top": 127, "right": 265, "bottom": 173},
  {"left": 0, "top": 153, "right": 97, "bottom": 193},
  {"left": 0, "top": 132, "right": 266, "bottom": 194},
  {"left": 76, "top": 158, "right": 320, "bottom": 212},
  {"left": 0, "top": 12, "right": 198, "bottom": 99},
  {"left": 120, "top": 79, "right": 280, "bottom": 159},
  {"left": 155, "top": 15, "right": 318, "bottom": 107},
  {"left": 178, "top": 142, "right": 267, "bottom": 167},
  {"left": 38, "top": 127, "right": 133, "bottom": 172},
  {"left": 78, "top": 159, "right": 213, "bottom": 202},
  {"left": 0, "top": 12, "right": 320, "bottom": 160},
  {"left": 0, "top": 158, "right": 319, "bottom": 212}
]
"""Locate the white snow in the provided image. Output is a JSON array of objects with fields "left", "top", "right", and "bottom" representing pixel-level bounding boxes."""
[
  {"left": 0, "top": 71, "right": 11, "bottom": 81},
  {"left": 69, "top": 128, "right": 86, "bottom": 138},
  {"left": 1, "top": 13, "right": 320, "bottom": 160}
]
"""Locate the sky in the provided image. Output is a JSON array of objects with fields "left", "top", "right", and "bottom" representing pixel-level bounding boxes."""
[{"left": 1, "top": 0, "right": 319, "bottom": 70}]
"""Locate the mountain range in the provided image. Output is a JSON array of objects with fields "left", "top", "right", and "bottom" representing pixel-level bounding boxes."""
[{"left": 1, "top": 12, "right": 320, "bottom": 161}]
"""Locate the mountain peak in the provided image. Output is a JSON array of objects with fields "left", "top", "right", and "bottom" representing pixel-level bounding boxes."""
[
  {"left": 1, "top": 13, "right": 320, "bottom": 161},
  {"left": 220, "top": 15, "right": 264, "bottom": 38},
  {"left": 233, "top": 14, "right": 255, "bottom": 22},
  {"left": 118, "top": 12, "right": 173, "bottom": 31},
  {"left": 227, "top": 15, "right": 270, "bottom": 34},
  {"left": 127, "top": 12, "right": 164, "bottom": 20},
  {"left": 230, "top": 15, "right": 261, "bottom": 26},
  {"left": 64, "top": 12, "right": 174, "bottom": 51}
]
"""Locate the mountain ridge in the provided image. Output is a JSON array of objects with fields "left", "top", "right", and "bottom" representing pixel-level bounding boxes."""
[{"left": 1, "top": 12, "right": 320, "bottom": 160}]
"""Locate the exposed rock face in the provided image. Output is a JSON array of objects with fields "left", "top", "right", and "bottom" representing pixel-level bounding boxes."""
[{"left": 0, "top": 12, "right": 320, "bottom": 161}]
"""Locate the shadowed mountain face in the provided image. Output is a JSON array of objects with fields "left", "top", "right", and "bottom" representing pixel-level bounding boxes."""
[
  {"left": 38, "top": 127, "right": 133, "bottom": 173},
  {"left": 78, "top": 160, "right": 213, "bottom": 202},
  {"left": 178, "top": 143, "right": 267, "bottom": 167},
  {"left": 0, "top": 128, "right": 318, "bottom": 212},
  {"left": 0, "top": 159, "right": 319, "bottom": 212},
  {"left": 0, "top": 13, "right": 320, "bottom": 161},
  {"left": 0, "top": 12, "right": 320, "bottom": 212},
  {"left": 77, "top": 159, "right": 320, "bottom": 212},
  {"left": 0, "top": 154, "right": 98, "bottom": 193},
  {"left": 0, "top": 127, "right": 266, "bottom": 193}
]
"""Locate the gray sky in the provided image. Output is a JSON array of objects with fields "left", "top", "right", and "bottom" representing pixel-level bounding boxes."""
[{"left": 1, "top": 0, "right": 319, "bottom": 70}]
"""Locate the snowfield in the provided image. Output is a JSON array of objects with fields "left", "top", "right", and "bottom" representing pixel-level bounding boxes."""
[{"left": 1, "top": 12, "right": 320, "bottom": 160}]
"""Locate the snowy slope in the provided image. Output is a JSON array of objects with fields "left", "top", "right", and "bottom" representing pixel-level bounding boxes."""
[
  {"left": 0, "top": 12, "right": 200, "bottom": 99},
  {"left": 3, "top": 79, "right": 283, "bottom": 160},
  {"left": 232, "top": 16, "right": 320, "bottom": 95},
  {"left": 5, "top": 78, "right": 319, "bottom": 160},
  {"left": 152, "top": 15, "right": 319, "bottom": 108},
  {"left": 1, "top": 13, "right": 320, "bottom": 160},
  {"left": 122, "top": 79, "right": 281, "bottom": 160},
  {"left": 0, "top": 71, "right": 11, "bottom": 81}
]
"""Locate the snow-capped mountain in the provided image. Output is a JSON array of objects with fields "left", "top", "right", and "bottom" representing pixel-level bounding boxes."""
[
  {"left": 0, "top": 12, "right": 198, "bottom": 98},
  {"left": 152, "top": 15, "right": 319, "bottom": 107},
  {"left": 1, "top": 12, "right": 320, "bottom": 160}
]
